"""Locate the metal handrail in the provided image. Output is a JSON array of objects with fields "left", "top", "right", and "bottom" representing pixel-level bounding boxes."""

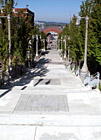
[
  {"left": 91, "top": 72, "right": 99, "bottom": 80},
  {"left": 72, "top": 64, "right": 75, "bottom": 73},
  {"left": 84, "top": 72, "right": 90, "bottom": 86},
  {"left": 65, "top": 59, "right": 100, "bottom": 89},
  {"left": 90, "top": 72, "right": 100, "bottom": 89},
  {"left": 67, "top": 63, "right": 70, "bottom": 69},
  {"left": 76, "top": 66, "right": 79, "bottom": 76}
]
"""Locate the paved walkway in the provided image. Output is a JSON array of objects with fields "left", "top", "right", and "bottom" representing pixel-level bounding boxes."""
[{"left": 0, "top": 48, "right": 101, "bottom": 140}]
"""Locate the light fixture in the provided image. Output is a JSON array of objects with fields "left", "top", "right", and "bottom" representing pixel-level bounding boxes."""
[{"left": 76, "top": 18, "right": 80, "bottom": 26}]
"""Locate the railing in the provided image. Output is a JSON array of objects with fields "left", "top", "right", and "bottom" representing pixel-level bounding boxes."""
[
  {"left": 3, "top": 72, "right": 9, "bottom": 85},
  {"left": 67, "top": 62, "right": 79, "bottom": 75},
  {"left": 60, "top": 52, "right": 64, "bottom": 58},
  {"left": 65, "top": 60, "right": 100, "bottom": 89},
  {"left": 67, "top": 63, "right": 70, "bottom": 69},
  {"left": 84, "top": 72, "right": 90, "bottom": 86},
  {"left": 72, "top": 64, "right": 75, "bottom": 73},
  {"left": 90, "top": 72, "right": 100, "bottom": 89},
  {"left": 76, "top": 66, "right": 79, "bottom": 76}
]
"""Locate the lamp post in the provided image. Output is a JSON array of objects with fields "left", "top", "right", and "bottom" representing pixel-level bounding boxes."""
[
  {"left": 8, "top": 14, "right": 12, "bottom": 68},
  {"left": 40, "top": 35, "right": 41, "bottom": 49},
  {"left": 32, "top": 35, "right": 35, "bottom": 66},
  {"left": 0, "top": 14, "right": 12, "bottom": 75},
  {"left": 68, "top": 36, "right": 70, "bottom": 61},
  {"left": 27, "top": 40, "right": 32, "bottom": 68},
  {"left": 61, "top": 36, "right": 63, "bottom": 52},
  {"left": 42, "top": 39, "right": 46, "bottom": 52},
  {"left": 64, "top": 35, "right": 67, "bottom": 59},
  {"left": 27, "top": 46, "right": 30, "bottom": 68},
  {"left": 36, "top": 34, "right": 38, "bottom": 57},
  {"left": 76, "top": 16, "right": 89, "bottom": 74}
]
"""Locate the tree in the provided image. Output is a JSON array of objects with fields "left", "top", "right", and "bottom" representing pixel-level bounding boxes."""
[
  {"left": 87, "top": 0, "right": 101, "bottom": 73},
  {"left": 78, "top": 0, "right": 101, "bottom": 74},
  {"left": 59, "top": 0, "right": 101, "bottom": 74},
  {"left": 69, "top": 15, "right": 83, "bottom": 63},
  {"left": 58, "top": 24, "right": 70, "bottom": 56},
  {"left": 0, "top": 1, "right": 35, "bottom": 70},
  {"left": 59, "top": 15, "right": 82, "bottom": 63},
  {"left": 0, "top": 0, "right": 15, "bottom": 70}
]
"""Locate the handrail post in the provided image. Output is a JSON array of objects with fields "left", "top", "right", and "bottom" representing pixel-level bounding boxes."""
[{"left": 97, "top": 72, "right": 100, "bottom": 89}]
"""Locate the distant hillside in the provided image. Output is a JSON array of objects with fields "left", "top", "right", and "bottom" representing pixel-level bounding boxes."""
[{"left": 35, "top": 21, "right": 67, "bottom": 27}]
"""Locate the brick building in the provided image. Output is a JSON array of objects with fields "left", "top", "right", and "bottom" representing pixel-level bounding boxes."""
[
  {"left": 13, "top": 8, "right": 34, "bottom": 26},
  {"left": 0, "top": 8, "right": 34, "bottom": 26}
]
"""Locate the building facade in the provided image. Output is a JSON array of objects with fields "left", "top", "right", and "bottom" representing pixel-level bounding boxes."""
[
  {"left": 0, "top": 8, "right": 34, "bottom": 26},
  {"left": 13, "top": 8, "right": 34, "bottom": 26}
]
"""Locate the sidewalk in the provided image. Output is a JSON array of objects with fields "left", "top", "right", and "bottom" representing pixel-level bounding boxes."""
[{"left": 0, "top": 48, "right": 101, "bottom": 140}]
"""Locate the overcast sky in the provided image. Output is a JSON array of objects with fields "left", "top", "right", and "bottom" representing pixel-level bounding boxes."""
[{"left": 14, "top": 0, "right": 83, "bottom": 23}]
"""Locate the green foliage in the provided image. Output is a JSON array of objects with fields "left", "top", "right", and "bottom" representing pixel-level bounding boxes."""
[
  {"left": 88, "top": 0, "right": 101, "bottom": 73},
  {"left": 59, "top": 15, "right": 82, "bottom": 62},
  {"left": 58, "top": 24, "right": 69, "bottom": 58},
  {"left": 59, "top": 0, "right": 101, "bottom": 75},
  {"left": 0, "top": 0, "right": 46, "bottom": 70},
  {"left": 69, "top": 15, "right": 83, "bottom": 62},
  {"left": 79, "top": 0, "right": 101, "bottom": 74},
  {"left": 99, "top": 82, "right": 101, "bottom": 91},
  {"left": 40, "top": 31, "right": 46, "bottom": 39},
  {"left": 30, "top": 25, "right": 40, "bottom": 36}
]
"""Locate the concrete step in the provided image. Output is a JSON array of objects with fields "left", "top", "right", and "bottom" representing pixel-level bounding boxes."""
[
  {"left": 0, "top": 114, "right": 101, "bottom": 126},
  {"left": 9, "top": 85, "right": 91, "bottom": 92}
]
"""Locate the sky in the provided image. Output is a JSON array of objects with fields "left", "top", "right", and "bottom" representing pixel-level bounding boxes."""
[{"left": 15, "top": 0, "right": 83, "bottom": 23}]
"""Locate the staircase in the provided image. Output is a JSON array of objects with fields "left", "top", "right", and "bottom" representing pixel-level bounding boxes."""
[{"left": 0, "top": 48, "right": 101, "bottom": 140}]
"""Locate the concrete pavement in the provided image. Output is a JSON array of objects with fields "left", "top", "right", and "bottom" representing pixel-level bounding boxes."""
[{"left": 0, "top": 48, "right": 101, "bottom": 140}]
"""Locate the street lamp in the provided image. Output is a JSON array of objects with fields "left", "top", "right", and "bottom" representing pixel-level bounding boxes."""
[
  {"left": 0, "top": 14, "right": 12, "bottom": 75},
  {"left": 42, "top": 38, "right": 46, "bottom": 52},
  {"left": 27, "top": 40, "right": 32, "bottom": 68},
  {"left": 64, "top": 35, "right": 67, "bottom": 59},
  {"left": 68, "top": 36, "right": 70, "bottom": 61},
  {"left": 40, "top": 35, "right": 42, "bottom": 50},
  {"left": 61, "top": 36, "right": 63, "bottom": 52},
  {"left": 36, "top": 34, "right": 38, "bottom": 57},
  {"left": 76, "top": 16, "right": 89, "bottom": 75},
  {"left": 32, "top": 35, "right": 35, "bottom": 66}
]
